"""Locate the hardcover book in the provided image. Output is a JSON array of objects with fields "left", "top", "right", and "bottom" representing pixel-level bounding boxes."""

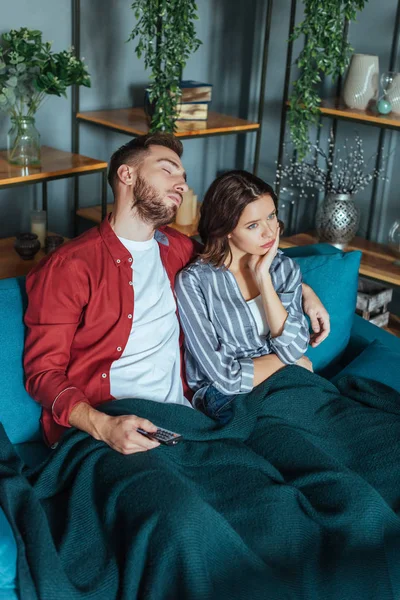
[
  {"left": 179, "top": 80, "right": 213, "bottom": 103},
  {"left": 176, "top": 102, "right": 209, "bottom": 121}
]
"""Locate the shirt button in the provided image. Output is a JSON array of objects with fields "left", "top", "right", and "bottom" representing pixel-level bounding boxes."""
[
  {"left": 117, "top": 346, "right": 122, "bottom": 351},
  {"left": 129, "top": 281, "right": 133, "bottom": 286},
  {"left": 128, "top": 258, "right": 133, "bottom": 263},
  {"left": 101, "top": 373, "right": 107, "bottom": 378},
  {"left": 116, "top": 259, "right": 121, "bottom": 264},
  {"left": 128, "top": 314, "right": 132, "bottom": 319}
]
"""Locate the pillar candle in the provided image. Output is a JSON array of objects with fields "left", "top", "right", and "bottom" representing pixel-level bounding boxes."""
[
  {"left": 176, "top": 188, "right": 194, "bottom": 226},
  {"left": 192, "top": 194, "right": 198, "bottom": 222},
  {"left": 31, "top": 210, "right": 47, "bottom": 248}
]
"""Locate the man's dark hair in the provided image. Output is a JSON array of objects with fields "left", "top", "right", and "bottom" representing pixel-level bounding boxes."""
[
  {"left": 107, "top": 133, "right": 183, "bottom": 192},
  {"left": 198, "top": 170, "right": 283, "bottom": 268}
]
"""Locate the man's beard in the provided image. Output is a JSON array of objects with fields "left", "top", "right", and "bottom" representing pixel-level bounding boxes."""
[{"left": 131, "top": 175, "right": 179, "bottom": 228}]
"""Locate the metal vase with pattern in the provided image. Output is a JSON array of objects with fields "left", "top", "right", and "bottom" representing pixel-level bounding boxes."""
[{"left": 315, "top": 193, "right": 360, "bottom": 249}]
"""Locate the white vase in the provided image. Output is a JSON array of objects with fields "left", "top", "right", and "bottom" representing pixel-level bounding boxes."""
[
  {"left": 386, "top": 72, "right": 400, "bottom": 115},
  {"left": 343, "top": 54, "right": 379, "bottom": 110}
]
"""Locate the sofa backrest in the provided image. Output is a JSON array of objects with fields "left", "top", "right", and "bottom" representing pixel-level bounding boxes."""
[
  {"left": 0, "top": 243, "right": 362, "bottom": 445},
  {"left": 0, "top": 277, "right": 41, "bottom": 444}
]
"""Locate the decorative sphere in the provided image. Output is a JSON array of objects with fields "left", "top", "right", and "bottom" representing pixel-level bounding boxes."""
[{"left": 377, "top": 98, "right": 392, "bottom": 115}]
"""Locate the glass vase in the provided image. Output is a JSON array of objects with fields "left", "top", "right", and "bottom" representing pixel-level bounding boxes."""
[{"left": 7, "top": 116, "right": 41, "bottom": 166}]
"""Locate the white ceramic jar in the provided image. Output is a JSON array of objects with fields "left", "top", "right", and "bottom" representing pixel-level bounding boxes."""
[{"left": 343, "top": 54, "right": 379, "bottom": 110}]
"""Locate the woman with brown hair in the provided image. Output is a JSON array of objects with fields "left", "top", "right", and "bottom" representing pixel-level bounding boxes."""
[{"left": 175, "top": 170, "right": 311, "bottom": 424}]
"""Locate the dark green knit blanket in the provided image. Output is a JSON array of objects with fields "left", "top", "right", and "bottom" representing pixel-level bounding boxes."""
[{"left": 1, "top": 366, "right": 400, "bottom": 600}]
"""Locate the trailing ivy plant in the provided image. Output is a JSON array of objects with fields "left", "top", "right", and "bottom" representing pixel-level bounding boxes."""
[
  {"left": 288, "top": 0, "right": 367, "bottom": 158},
  {"left": 129, "top": 0, "right": 202, "bottom": 133}
]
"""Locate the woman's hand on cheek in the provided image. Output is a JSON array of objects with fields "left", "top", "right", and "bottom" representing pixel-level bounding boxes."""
[{"left": 249, "top": 228, "right": 280, "bottom": 285}]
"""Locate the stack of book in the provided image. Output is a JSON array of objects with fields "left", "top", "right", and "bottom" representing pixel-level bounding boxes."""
[{"left": 176, "top": 80, "right": 212, "bottom": 121}]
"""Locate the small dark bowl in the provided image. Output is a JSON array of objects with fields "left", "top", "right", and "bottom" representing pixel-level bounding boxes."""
[
  {"left": 45, "top": 235, "right": 64, "bottom": 254},
  {"left": 14, "top": 233, "right": 41, "bottom": 261}
]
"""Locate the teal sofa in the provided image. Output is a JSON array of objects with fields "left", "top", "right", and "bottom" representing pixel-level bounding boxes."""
[{"left": 1, "top": 243, "right": 399, "bottom": 599}]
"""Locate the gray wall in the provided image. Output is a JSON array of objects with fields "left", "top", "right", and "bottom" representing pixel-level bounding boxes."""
[{"left": 1, "top": 0, "right": 399, "bottom": 312}]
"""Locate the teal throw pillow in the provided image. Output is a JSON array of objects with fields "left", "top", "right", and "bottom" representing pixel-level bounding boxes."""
[
  {"left": 282, "top": 246, "right": 362, "bottom": 372},
  {"left": 331, "top": 339, "right": 400, "bottom": 393},
  {"left": 0, "top": 277, "right": 41, "bottom": 444}
]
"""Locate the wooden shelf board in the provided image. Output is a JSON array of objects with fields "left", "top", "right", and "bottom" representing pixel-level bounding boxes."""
[
  {"left": 0, "top": 146, "right": 107, "bottom": 187},
  {"left": 76, "top": 205, "right": 111, "bottom": 223},
  {"left": 279, "top": 232, "right": 400, "bottom": 287},
  {"left": 77, "top": 204, "right": 199, "bottom": 237},
  {"left": 0, "top": 233, "right": 69, "bottom": 280},
  {"left": 384, "top": 313, "right": 400, "bottom": 338},
  {"left": 319, "top": 99, "right": 400, "bottom": 128},
  {"left": 77, "top": 108, "right": 259, "bottom": 138}
]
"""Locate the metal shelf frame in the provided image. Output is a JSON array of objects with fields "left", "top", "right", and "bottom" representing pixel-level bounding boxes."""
[
  {"left": 70, "top": 0, "right": 274, "bottom": 233},
  {"left": 275, "top": 0, "right": 400, "bottom": 240}
]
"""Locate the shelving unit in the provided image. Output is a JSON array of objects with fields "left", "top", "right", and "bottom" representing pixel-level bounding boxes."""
[
  {"left": 0, "top": 146, "right": 107, "bottom": 280},
  {"left": 319, "top": 99, "right": 400, "bottom": 130},
  {"left": 276, "top": 0, "right": 400, "bottom": 241},
  {"left": 71, "top": 0, "right": 273, "bottom": 231},
  {"left": 76, "top": 108, "right": 260, "bottom": 139},
  {"left": 274, "top": 1, "right": 400, "bottom": 332}
]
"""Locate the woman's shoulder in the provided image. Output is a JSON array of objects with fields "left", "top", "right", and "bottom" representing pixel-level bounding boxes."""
[
  {"left": 177, "top": 258, "right": 219, "bottom": 286},
  {"left": 181, "top": 258, "right": 220, "bottom": 275}
]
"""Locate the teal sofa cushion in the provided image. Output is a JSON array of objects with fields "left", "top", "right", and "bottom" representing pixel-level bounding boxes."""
[
  {"left": 282, "top": 245, "right": 362, "bottom": 372},
  {"left": 0, "top": 506, "right": 17, "bottom": 593},
  {"left": 0, "top": 277, "right": 41, "bottom": 444},
  {"left": 348, "top": 313, "right": 400, "bottom": 357},
  {"left": 332, "top": 339, "right": 400, "bottom": 393}
]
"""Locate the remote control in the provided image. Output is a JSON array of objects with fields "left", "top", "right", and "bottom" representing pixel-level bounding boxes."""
[{"left": 136, "top": 427, "right": 183, "bottom": 446}]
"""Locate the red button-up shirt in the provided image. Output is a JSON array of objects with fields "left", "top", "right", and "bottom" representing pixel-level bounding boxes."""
[{"left": 24, "top": 217, "right": 198, "bottom": 446}]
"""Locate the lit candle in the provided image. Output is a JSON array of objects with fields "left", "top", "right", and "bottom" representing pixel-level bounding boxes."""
[
  {"left": 31, "top": 210, "right": 47, "bottom": 248},
  {"left": 176, "top": 188, "right": 194, "bottom": 226},
  {"left": 192, "top": 194, "right": 198, "bottom": 222}
]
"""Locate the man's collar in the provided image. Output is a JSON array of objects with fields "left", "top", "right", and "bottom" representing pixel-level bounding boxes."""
[{"left": 154, "top": 229, "right": 169, "bottom": 246}]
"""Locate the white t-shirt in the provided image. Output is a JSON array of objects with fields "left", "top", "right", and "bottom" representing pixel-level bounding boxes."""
[
  {"left": 247, "top": 295, "right": 270, "bottom": 338},
  {"left": 110, "top": 235, "right": 191, "bottom": 407}
]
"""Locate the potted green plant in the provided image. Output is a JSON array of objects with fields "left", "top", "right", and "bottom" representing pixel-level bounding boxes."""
[
  {"left": 0, "top": 28, "right": 90, "bottom": 166},
  {"left": 288, "top": 0, "right": 367, "bottom": 158},
  {"left": 129, "top": 0, "right": 202, "bottom": 133}
]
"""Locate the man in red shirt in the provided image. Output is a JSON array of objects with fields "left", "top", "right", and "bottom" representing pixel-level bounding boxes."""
[{"left": 24, "top": 132, "right": 330, "bottom": 451}]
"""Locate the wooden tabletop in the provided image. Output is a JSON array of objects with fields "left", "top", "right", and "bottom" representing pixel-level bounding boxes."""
[
  {"left": 77, "top": 108, "right": 260, "bottom": 138},
  {"left": 279, "top": 232, "right": 400, "bottom": 286},
  {"left": 319, "top": 99, "right": 400, "bottom": 128},
  {"left": 0, "top": 234, "right": 69, "bottom": 279},
  {"left": 0, "top": 146, "right": 108, "bottom": 187}
]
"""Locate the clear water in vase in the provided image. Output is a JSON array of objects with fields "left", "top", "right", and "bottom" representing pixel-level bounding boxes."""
[{"left": 7, "top": 116, "right": 41, "bottom": 166}]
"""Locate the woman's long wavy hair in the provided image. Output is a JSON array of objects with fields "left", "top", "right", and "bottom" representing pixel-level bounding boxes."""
[{"left": 198, "top": 170, "right": 283, "bottom": 268}]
